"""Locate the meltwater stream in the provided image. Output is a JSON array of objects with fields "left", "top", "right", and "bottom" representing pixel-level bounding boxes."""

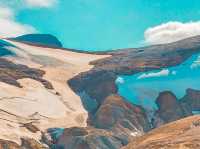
[{"left": 116, "top": 53, "right": 200, "bottom": 112}]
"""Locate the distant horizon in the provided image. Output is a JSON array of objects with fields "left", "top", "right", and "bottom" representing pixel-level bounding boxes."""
[{"left": 8, "top": 33, "right": 200, "bottom": 52}]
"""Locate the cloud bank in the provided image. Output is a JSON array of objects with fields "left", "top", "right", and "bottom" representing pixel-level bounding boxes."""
[
  {"left": 0, "top": 7, "right": 36, "bottom": 38},
  {"left": 144, "top": 21, "right": 200, "bottom": 45},
  {"left": 0, "top": 0, "right": 57, "bottom": 37}
]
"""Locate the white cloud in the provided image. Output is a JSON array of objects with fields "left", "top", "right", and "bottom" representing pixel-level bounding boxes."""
[
  {"left": 144, "top": 21, "right": 200, "bottom": 45},
  {"left": 0, "top": 7, "right": 36, "bottom": 38},
  {"left": 0, "top": 0, "right": 58, "bottom": 37},
  {"left": 25, "top": 0, "right": 57, "bottom": 8},
  {"left": 0, "top": 19, "right": 36, "bottom": 38},
  {"left": 137, "top": 69, "right": 169, "bottom": 79},
  {"left": 0, "top": 7, "right": 14, "bottom": 19}
]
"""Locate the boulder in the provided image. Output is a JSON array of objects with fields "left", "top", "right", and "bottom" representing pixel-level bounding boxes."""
[
  {"left": 154, "top": 91, "right": 191, "bottom": 127},
  {"left": 181, "top": 88, "right": 200, "bottom": 111}
]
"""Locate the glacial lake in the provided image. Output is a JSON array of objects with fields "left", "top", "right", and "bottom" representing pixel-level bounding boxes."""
[{"left": 116, "top": 53, "right": 200, "bottom": 112}]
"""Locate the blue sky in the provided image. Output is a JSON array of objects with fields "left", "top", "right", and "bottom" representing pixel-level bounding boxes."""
[{"left": 1, "top": 0, "right": 200, "bottom": 50}]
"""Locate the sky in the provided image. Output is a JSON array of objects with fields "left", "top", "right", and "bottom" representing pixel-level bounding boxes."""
[{"left": 1, "top": 0, "right": 200, "bottom": 51}]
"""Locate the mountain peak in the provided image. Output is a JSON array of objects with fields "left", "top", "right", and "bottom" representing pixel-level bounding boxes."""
[{"left": 9, "top": 34, "right": 63, "bottom": 48}]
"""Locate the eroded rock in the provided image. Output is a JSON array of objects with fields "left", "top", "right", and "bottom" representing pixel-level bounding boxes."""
[
  {"left": 153, "top": 91, "right": 193, "bottom": 127},
  {"left": 181, "top": 88, "right": 200, "bottom": 111}
]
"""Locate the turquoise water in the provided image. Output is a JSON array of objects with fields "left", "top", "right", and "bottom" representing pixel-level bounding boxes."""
[{"left": 116, "top": 53, "right": 200, "bottom": 111}]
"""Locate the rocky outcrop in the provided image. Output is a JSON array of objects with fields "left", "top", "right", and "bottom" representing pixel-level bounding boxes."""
[
  {"left": 90, "top": 95, "right": 150, "bottom": 132},
  {"left": 56, "top": 127, "right": 124, "bottom": 149},
  {"left": 153, "top": 89, "right": 200, "bottom": 127},
  {"left": 91, "top": 35, "right": 200, "bottom": 74},
  {"left": 123, "top": 116, "right": 200, "bottom": 149},
  {"left": 56, "top": 95, "right": 150, "bottom": 149},
  {"left": 69, "top": 70, "right": 117, "bottom": 113},
  {"left": 181, "top": 88, "right": 200, "bottom": 111},
  {"left": 153, "top": 91, "right": 192, "bottom": 127},
  {"left": 0, "top": 58, "right": 53, "bottom": 89},
  {"left": 10, "top": 34, "right": 63, "bottom": 48}
]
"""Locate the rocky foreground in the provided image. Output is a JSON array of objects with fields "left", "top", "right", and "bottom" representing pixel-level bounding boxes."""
[
  {"left": 123, "top": 116, "right": 200, "bottom": 149},
  {"left": 0, "top": 34, "right": 199, "bottom": 148}
]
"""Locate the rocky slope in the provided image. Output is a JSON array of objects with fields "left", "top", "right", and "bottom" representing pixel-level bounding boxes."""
[
  {"left": 0, "top": 34, "right": 199, "bottom": 148},
  {"left": 123, "top": 115, "right": 200, "bottom": 149}
]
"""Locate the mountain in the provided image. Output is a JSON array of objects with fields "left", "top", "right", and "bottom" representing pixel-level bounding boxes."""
[
  {"left": 9, "top": 34, "right": 63, "bottom": 48},
  {"left": 0, "top": 34, "right": 199, "bottom": 149}
]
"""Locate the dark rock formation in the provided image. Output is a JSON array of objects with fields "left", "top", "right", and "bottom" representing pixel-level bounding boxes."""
[
  {"left": 153, "top": 91, "right": 191, "bottom": 127},
  {"left": 69, "top": 70, "right": 117, "bottom": 112},
  {"left": 153, "top": 88, "right": 200, "bottom": 127},
  {"left": 10, "top": 34, "right": 63, "bottom": 48},
  {"left": 91, "top": 35, "right": 200, "bottom": 74},
  {"left": 181, "top": 88, "right": 200, "bottom": 111},
  {"left": 0, "top": 58, "right": 53, "bottom": 89},
  {"left": 56, "top": 95, "right": 150, "bottom": 149},
  {"left": 90, "top": 95, "right": 150, "bottom": 132}
]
